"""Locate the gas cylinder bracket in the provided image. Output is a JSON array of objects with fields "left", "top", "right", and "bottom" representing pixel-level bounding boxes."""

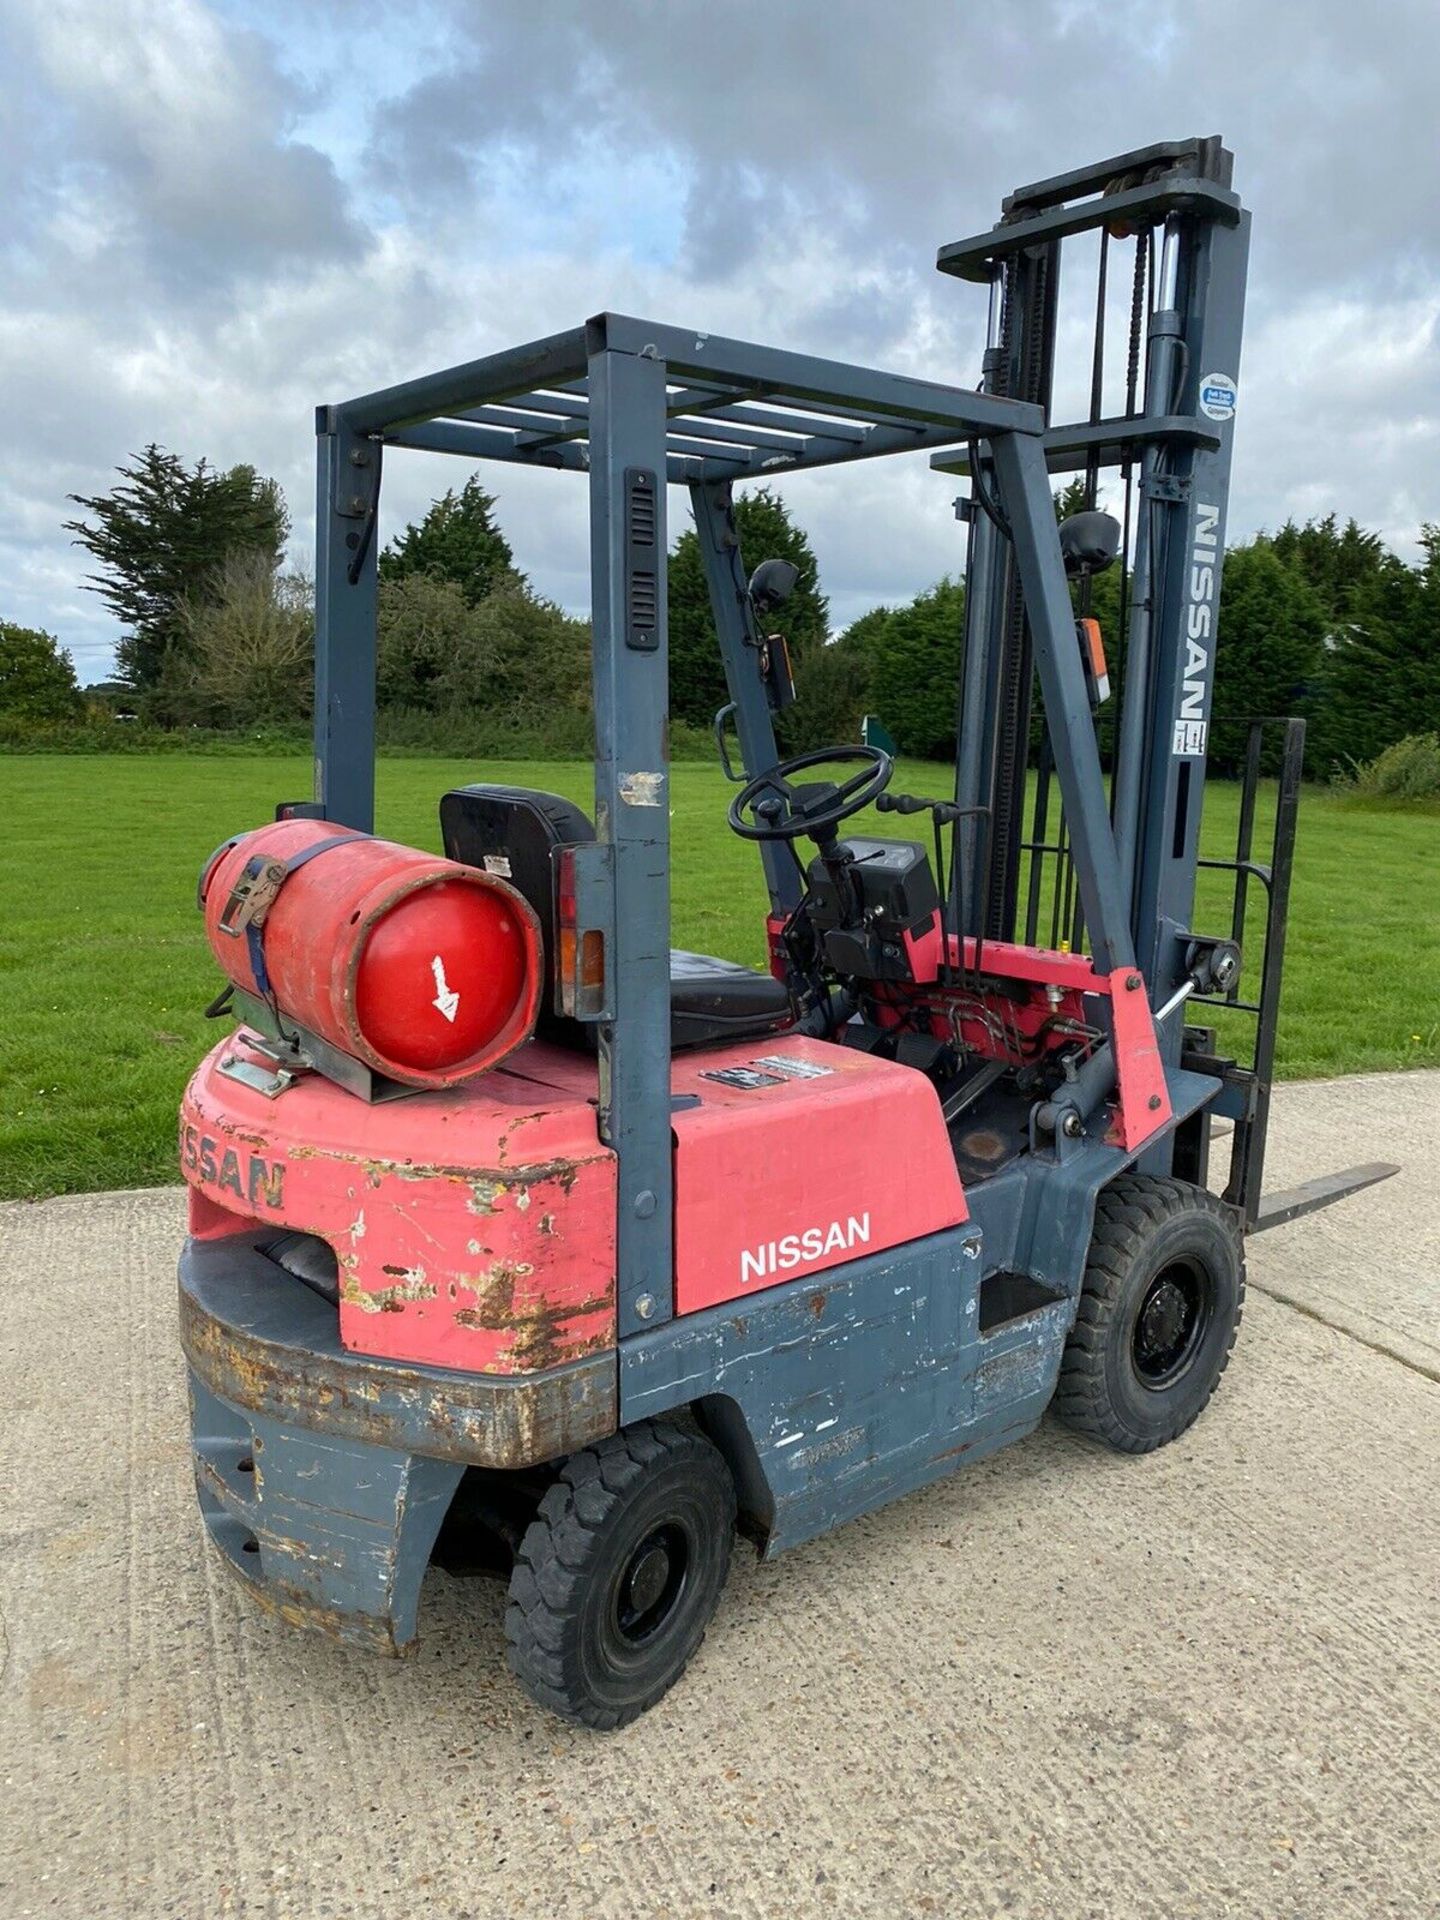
[
  {"left": 217, "top": 1051, "right": 307, "bottom": 1101},
  {"left": 218, "top": 1019, "right": 312, "bottom": 1100},
  {"left": 223, "top": 989, "right": 421, "bottom": 1105}
]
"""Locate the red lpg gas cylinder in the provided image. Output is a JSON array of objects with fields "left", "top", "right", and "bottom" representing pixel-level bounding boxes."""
[{"left": 200, "top": 820, "right": 542, "bottom": 1087}]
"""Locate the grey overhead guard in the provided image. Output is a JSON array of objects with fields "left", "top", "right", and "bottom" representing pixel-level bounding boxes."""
[{"left": 440, "top": 784, "right": 791, "bottom": 1051}]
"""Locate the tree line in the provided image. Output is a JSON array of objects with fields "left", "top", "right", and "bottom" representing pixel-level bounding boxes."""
[{"left": 2, "top": 443, "right": 1436, "bottom": 782}]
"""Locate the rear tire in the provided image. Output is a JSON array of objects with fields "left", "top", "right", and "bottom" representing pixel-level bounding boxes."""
[
  {"left": 1055, "top": 1175, "right": 1244, "bottom": 1454},
  {"left": 505, "top": 1420, "right": 735, "bottom": 1730}
]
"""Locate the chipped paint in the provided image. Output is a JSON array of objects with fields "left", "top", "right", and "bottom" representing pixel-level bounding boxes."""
[
  {"left": 452, "top": 1259, "right": 613, "bottom": 1370},
  {"left": 285, "top": 1143, "right": 583, "bottom": 1196},
  {"left": 469, "top": 1178, "right": 505, "bottom": 1214},
  {"left": 785, "top": 1425, "right": 866, "bottom": 1472},
  {"left": 183, "top": 1258, "right": 616, "bottom": 1476},
  {"left": 341, "top": 1270, "right": 437, "bottom": 1314},
  {"left": 181, "top": 1037, "right": 617, "bottom": 1373}
]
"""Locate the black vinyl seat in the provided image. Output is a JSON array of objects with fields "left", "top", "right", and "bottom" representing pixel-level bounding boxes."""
[
  {"left": 666, "top": 949, "right": 794, "bottom": 1047},
  {"left": 439, "top": 786, "right": 792, "bottom": 1052}
]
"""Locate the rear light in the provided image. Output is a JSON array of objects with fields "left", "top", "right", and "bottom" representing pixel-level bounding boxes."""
[{"left": 555, "top": 844, "right": 606, "bottom": 1019}]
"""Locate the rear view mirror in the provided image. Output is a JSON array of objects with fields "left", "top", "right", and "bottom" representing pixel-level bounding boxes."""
[
  {"left": 1058, "top": 510, "right": 1122, "bottom": 578},
  {"left": 748, "top": 557, "right": 799, "bottom": 614}
]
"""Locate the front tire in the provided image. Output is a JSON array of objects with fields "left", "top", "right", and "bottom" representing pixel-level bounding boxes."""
[
  {"left": 505, "top": 1421, "right": 735, "bottom": 1729},
  {"left": 1055, "top": 1175, "right": 1244, "bottom": 1454}
]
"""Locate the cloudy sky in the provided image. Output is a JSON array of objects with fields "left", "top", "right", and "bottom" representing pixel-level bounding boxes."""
[{"left": 3, "top": 0, "right": 1437, "bottom": 682}]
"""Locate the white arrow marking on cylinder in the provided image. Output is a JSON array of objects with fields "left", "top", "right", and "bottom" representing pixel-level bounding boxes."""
[{"left": 431, "top": 954, "right": 459, "bottom": 1023}]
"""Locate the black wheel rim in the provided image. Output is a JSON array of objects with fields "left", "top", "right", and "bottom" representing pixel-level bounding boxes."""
[
  {"left": 611, "top": 1523, "right": 690, "bottom": 1647},
  {"left": 1131, "top": 1258, "right": 1212, "bottom": 1389}
]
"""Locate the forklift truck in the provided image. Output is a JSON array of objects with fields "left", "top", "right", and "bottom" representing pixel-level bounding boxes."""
[{"left": 178, "top": 139, "right": 1393, "bottom": 1727}]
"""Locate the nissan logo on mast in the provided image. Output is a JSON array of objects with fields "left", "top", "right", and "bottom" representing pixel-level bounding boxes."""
[{"left": 1174, "top": 501, "right": 1221, "bottom": 759}]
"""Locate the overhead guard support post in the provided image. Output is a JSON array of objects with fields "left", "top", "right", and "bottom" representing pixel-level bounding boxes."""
[
  {"left": 690, "top": 480, "right": 801, "bottom": 916},
  {"left": 987, "top": 429, "right": 1136, "bottom": 977},
  {"left": 313, "top": 410, "right": 378, "bottom": 832},
  {"left": 588, "top": 344, "right": 676, "bottom": 1336}
]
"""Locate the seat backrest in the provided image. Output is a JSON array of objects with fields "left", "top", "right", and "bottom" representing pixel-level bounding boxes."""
[{"left": 439, "top": 786, "right": 596, "bottom": 1043}]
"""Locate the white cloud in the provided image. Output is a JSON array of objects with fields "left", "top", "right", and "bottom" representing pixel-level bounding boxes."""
[{"left": 1, "top": 0, "right": 1436, "bottom": 679}]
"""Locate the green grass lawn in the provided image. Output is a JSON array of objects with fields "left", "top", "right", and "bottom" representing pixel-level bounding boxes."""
[{"left": 1, "top": 753, "right": 1436, "bottom": 1199}]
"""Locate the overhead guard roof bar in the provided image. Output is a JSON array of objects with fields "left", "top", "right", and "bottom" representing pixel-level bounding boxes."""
[
  {"left": 466, "top": 386, "right": 868, "bottom": 461},
  {"left": 334, "top": 312, "right": 1044, "bottom": 485}
]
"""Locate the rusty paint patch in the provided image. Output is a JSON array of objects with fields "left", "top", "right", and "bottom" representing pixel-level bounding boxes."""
[
  {"left": 341, "top": 1270, "right": 437, "bottom": 1315},
  {"left": 287, "top": 1143, "right": 587, "bottom": 1195},
  {"left": 180, "top": 1269, "right": 616, "bottom": 1468},
  {"left": 452, "top": 1260, "right": 613, "bottom": 1370},
  {"left": 211, "top": 1545, "right": 408, "bottom": 1656}
]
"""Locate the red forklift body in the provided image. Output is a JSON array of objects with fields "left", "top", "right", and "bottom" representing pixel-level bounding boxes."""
[
  {"left": 180, "top": 1029, "right": 966, "bottom": 1365},
  {"left": 667, "top": 1037, "right": 965, "bottom": 1313},
  {"left": 182, "top": 1036, "right": 617, "bottom": 1372}
]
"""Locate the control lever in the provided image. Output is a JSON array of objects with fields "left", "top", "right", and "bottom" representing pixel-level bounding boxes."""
[{"left": 877, "top": 791, "right": 962, "bottom": 824}]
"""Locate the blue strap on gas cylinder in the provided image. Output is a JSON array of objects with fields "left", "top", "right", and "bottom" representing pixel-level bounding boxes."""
[
  {"left": 245, "top": 910, "right": 272, "bottom": 1000},
  {"left": 282, "top": 831, "right": 370, "bottom": 877}
]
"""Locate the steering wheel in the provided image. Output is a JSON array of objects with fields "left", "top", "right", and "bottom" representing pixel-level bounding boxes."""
[{"left": 727, "top": 745, "right": 894, "bottom": 844}]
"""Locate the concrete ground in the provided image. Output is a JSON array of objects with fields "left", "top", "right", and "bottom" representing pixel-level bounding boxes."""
[{"left": 1, "top": 1072, "right": 1436, "bottom": 1920}]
